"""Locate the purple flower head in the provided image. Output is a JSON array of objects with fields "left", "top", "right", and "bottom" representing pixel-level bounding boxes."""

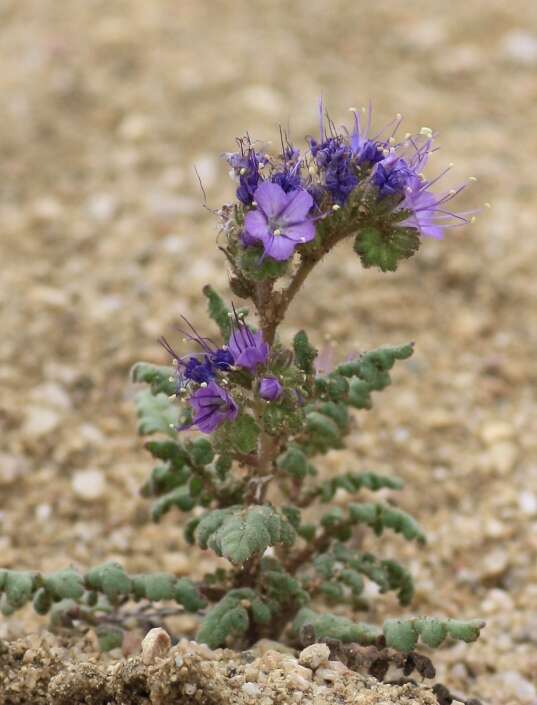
[
  {"left": 372, "top": 155, "right": 417, "bottom": 198},
  {"left": 308, "top": 136, "right": 358, "bottom": 205},
  {"left": 183, "top": 356, "right": 214, "bottom": 384},
  {"left": 271, "top": 162, "right": 303, "bottom": 193},
  {"left": 189, "top": 381, "right": 239, "bottom": 433},
  {"left": 211, "top": 347, "right": 234, "bottom": 371},
  {"left": 259, "top": 377, "right": 283, "bottom": 401},
  {"left": 243, "top": 182, "right": 316, "bottom": 261},
  {"left": 159, "top": 317, "right": 235, "bottom": 387},
  {"left": 226, "top": 142, "right": 268, "bottom": 206},
  {"left": 349, "top": 106, "right": 386, "bottom": 166},
  {"left": 384, "top": 135, "right": 476, "bottom": 239},
  {"left": 228, "top": 307, "right": 270, "bottom": 372}
]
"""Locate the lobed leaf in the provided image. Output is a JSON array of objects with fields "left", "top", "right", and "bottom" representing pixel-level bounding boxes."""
[
  {"left": 135, "top": 391, "right": 178, "bottom": 438},
  {"left": 131, "top": 362, "right": 176, "bottom": 397}
]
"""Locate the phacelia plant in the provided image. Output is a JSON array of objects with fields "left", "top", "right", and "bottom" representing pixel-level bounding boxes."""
[{"left": 1, "top": 104, "right": 484, "bottom": 658}]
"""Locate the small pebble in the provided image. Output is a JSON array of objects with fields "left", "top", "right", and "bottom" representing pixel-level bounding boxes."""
[
  {"left": 298, "top": 643, "right": 330, "bottom": 670},
  {"left": 141, "top": 627, "right": 171, "bottom": 665},
  {"left": 71, "top": 469, "right": 106, "bottom": 501}
]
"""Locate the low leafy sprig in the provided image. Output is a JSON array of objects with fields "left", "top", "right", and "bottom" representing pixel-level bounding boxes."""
[{"left": 3, "top": 104, "right": 483, "bottom": 658}]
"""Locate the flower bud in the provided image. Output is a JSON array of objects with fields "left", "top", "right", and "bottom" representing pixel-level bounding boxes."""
[{"left": 259, "top": 377, "right": 283, "bottom": 401}]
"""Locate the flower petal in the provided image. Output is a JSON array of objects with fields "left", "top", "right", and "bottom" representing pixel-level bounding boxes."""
[
  {"left": 281, "top": 220, "right": 316, "bottom": 244},
  {"left": 253, "top": 181, "right": 288, "bottom": 219},
  {"left": 244, "top": 210, "right": 269, "bottom": 240},
  {"left": 279, "top": 189, "right": 314, "bottom": 223},
  {"left": 264, "top": 234, "right": 297, "bottom": 261}
]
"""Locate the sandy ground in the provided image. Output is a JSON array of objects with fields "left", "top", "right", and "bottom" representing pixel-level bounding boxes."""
[{"left": 1, "top": 1, "right": 537, "bottom": 702}]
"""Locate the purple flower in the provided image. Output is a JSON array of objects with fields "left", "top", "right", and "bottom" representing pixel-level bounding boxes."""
[
  {"left": 372, "top": 155, "right": 417, "bottom": 198},
  {"left": 189, "top": 381, "right": 239, "bottom": 433},
  {"left": 349, "top": 107, "right": 386, "bottom": 166},
  {"left": 385, "top": 137, "right": 475, "bottom": 239},
  {"left": 243, "top": 182, "right": 315, "bottom": 261},
  {"left": 228, "top": 320, "right": 269, "bottom": 372},
  {"left": 309, "top": 136, "right": 358, "bottom": 205},
  {"left": 159, "top": 317, "right": 235, "bottom": 387},
  {"left": 183, "top": 356, "right": 214, "bottom": 384},
  {"left": 259, "top": 377, "right": 283, "bottom": 401},
  {"left": 226, "top": 145, "right": 267, "bottom": 206}
]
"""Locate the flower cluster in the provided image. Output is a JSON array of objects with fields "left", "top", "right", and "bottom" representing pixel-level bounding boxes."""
[
  {"left": 224, "top": 106, "right": 473, "bottom": 266},
  {"left": 160, "top": 310, "right": 280, "bottom": 434}
]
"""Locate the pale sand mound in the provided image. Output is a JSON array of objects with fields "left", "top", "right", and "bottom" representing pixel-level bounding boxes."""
[{"left": 1, "top": 636, "right": 437, "bottom": 705}]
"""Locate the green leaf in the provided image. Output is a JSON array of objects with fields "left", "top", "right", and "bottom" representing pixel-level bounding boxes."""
[
  {"left": 348, "top": 502, "right": 426, "bottom": 544},
  {"left": 32, "top": 588, "right": 52, "bottom": 615},
  {"left": 96, "top": 625, "right": 124, "bottom": 653},
  {"left": 354, "top": 226, "right": 420, "bottom": 272},
  {"left": 239, "top": 247, "right": 289, "bottom": 281},
  {"left": 196, "top": 589, "right": 255, "bottom": 648},
  {"left": 414, "top": 617, "right": 447, "bottom": 648},
  {"left": 293, "top": 330, "right": 317, "bottom": 374},
  {"left": 276, "top": 445, "right": 309, "bottom": 479},
  {"left": 174, "top": 578, "right": 207, "bottom": 612},
  {"left": 145, "top": 440, "right": 191, "bottom": 468},
  {"left": 204, "top": 506, "right": 295, "bottom": 566},
  {"left": 226, "top": 413, "right": 259, "bottom": 454},
  {"left": 4, "top": 571, "right": 34, "bottom": 609},
  {"left": 131, "top": 362, "right": 176, "bottom": 396},
  {"left": 383, "top": 619, "right": 418, "bottom": 653},
  {"left": 45, "top": 569, "right": 85, "bottom": 601},
  {"left": 446, "top": 618, "right": 486, "bottom": 643},
  {"left": 202, "top": 285, "right": 232, "bottom": 338},
  {"left": 151, "top": 486, "right": 195, "bottom": 521},
  {"left": 141, "top": 462, "right": 190, "bottom": 498},
  {"left": 305, "top": 411, "right": 342, "bottom": 451},
  {"left": 292, "top": 608, "right": 381, "bottom": 645},
  {"left": 135, "top": 391, "right": 178, "bottom": 438},
  {"left": 189, "top": 438, "right": 214, "bottom": 466},
  {"left": 138, "top": 573, "right": 176, "bottom": 601},
  {"left": 85, "top": 562, "right": 132, "bottom": 601}
]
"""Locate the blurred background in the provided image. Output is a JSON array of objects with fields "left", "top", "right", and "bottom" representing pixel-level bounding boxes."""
[{"left": 1, "top": 1, "right": 537, "bottom": 701}]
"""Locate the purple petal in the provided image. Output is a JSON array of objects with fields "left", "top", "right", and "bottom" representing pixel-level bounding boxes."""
[
  {"left": 281, "top": 220, "right": 316, "bottom": 243},
  {"left": 263, "top": 235, "right": 297, "bottom": 261},
  {"left": 253, "top": 182, "right": 287, "bottom": 219},
  {"left": 279, "top": 189, "right": 314, "bottom": 223},
  {"left": 244, "top": 210, "right": 269, "bottom": 241},
  {"left": 236, "top": 347, "right": 268, "bottom": 370}
]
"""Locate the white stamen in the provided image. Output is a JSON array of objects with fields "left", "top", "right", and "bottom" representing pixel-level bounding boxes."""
[
  {"left": 239, "top": 167, "right": 247, "bottom": 175},
  {"left": 169, "top": 423, "right": 175, "bottom": 428},
  {"left": 300, "top": 237, "right": 306, "bottom": 242},
  {"left": 332, "top": 204, "right": 340, "bottom": 211},
  {"left": 222, "top": 345, "right": 228, "bottom": 350},
  {"left": 168, "top": 376, "right": 175, "bottom": 382},
  {"left": 468, "top": 176, "right": 478, "bottom": 182},
  {"left": 419, "top": 126, "right": 433, "bottom": 138},
  {"left": 227, "top": 312, "right": 234, "bottom": 318},
  {"left": 470, "top": 216, "right": 477, "bottom": 223},
  {"left": 484, "top": 202, "right": 491, "bottom": 208},
  {"left": 449, "top": 162, "right": 454, "bottom": 168},
  {"left": 389, "top": 136, "right": 396, "bottom": 144},
  {"left": 200, "top": 382, "right": 208, "bottom": 388},
  {"left": 168, "top": 394, "right": 176, "bottom": 400},
  {"left": 349, "top": 106, "right": 357, "bottom": 113},
  {"left": 404, "top": 132, "right": 412, "bottom": 139},
  {"left": 396, "top": 113, "right": 402, "bottom": 120},
  {"left": 252, "top": 200, "right": 257, "bottom": 206},
  {"left": 273, "top": 228, "right": 281, "bottom": 236}
]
